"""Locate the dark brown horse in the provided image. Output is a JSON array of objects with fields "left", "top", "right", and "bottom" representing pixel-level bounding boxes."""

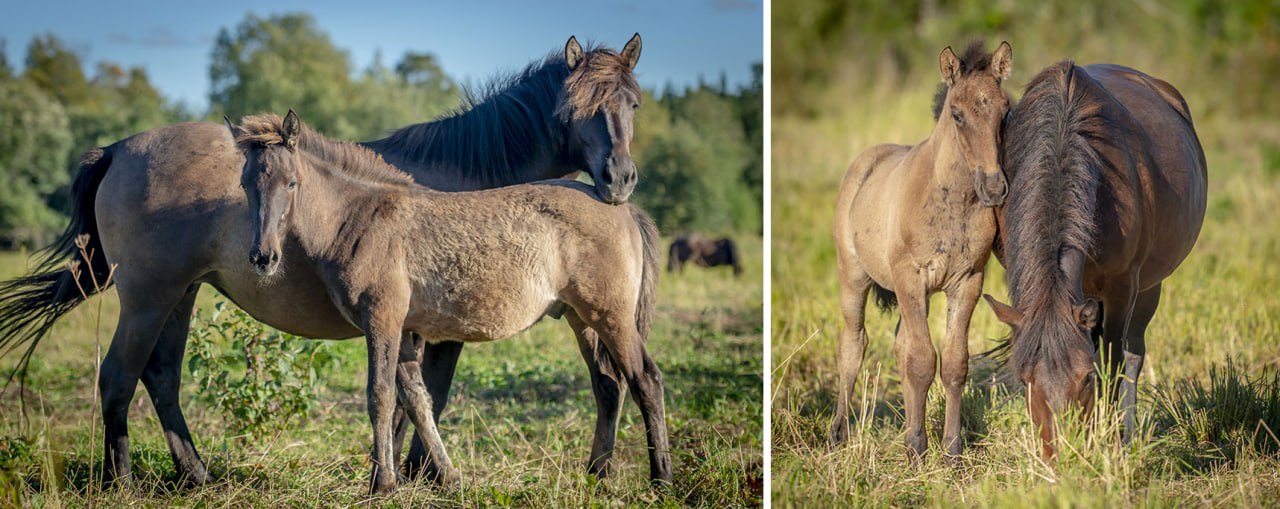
[
  {"left": 667, "top": 235, "right": 743, "bottom": 277},
  {"left": 230, "top": 111, "right": 668, "bottom": 493},
  {"left": 0, "top": 34, "right": 645, "bottom": 486},
  {"left": 984, "top": 61, "right": 1207, "bottom": 459}
]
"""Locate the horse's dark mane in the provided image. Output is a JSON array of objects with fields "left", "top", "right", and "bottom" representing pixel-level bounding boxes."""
[
  {"left": 364, "top": 44, "right": 639, "bottom": 188},
  {"left": 996, "top": 61, "right": 1110, "bottom": 377},
  {"left": 932, "top": 40, "right": 999, "bottom": 120},
  {"left": 235, "top": 113, "right": 415, "bottom": 188}
]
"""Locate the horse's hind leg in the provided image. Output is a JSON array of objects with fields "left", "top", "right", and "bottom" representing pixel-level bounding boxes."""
[
  {"left": 401, "top": 339, "right": 462, "bottom": 481},
  {"left": 139, "top": 284, "right": 208, "bottom": 485},
  {"left": 940, "top": 272, "right": 983, "bottom": 457},
  {"left": 589, "top": 315, "right": 672, "bottom": 485},
  {"left": 565, "top": 310, "right": 628, "bottom": 478},
  {"left": 393, "top": 332, "right": 460, "bottom": 487},
  {"left": 100, "top": 282, "right": 190, "bottom": 485},
  {"left": 829, "top": 260, "right": 872, "bottom": 445}
]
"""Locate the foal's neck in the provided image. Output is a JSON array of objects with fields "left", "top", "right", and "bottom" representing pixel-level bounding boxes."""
[
  {"left": 292, "top": 153, "right": 411, "bottom": 259},
  {"left": 921, "top": 120, "right": 975, "bottom": 193}
]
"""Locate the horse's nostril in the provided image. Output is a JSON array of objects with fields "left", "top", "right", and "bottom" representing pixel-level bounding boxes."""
[{"left": 270, "top": 252, "right": 279, "bottom": 263}]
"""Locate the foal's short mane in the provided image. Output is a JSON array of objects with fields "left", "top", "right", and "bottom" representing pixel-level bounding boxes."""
[
  {"left": 932, "top": 40, "right": 1001, "bottom": 121},
  {"left": 235, "top": 113, "right": 415, "bottom": 187},
  {"left": 995, "top": 61, "right": 1111, "bottom": 376},
  {"left": 366, "top": 43, "right": 640, "bottom": 187}
]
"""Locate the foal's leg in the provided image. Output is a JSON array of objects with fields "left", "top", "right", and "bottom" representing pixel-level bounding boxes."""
[
  {"left": 591, "top": 315, "right": 672, "bottom": 485},
  {"left": 394, "top": 332, "right": 460, "bottom": 486},
  {"left": 940, "top": 272, "right": 983, "bottom": 457},
  {"left": 100, "top": 283, "right": 189, "bottom": 485},
  {"left": 363, "top": 311, "right": 410, "bottom": 495},
  {"left": 566, "top": 311, "right": 628, "bottom": 478},
  {"left": 139, "top": 284, "right": 208, "bottom": 485},
  {"left": 829, "top": 260, "right": 872, "bottom": 445},
  {"left": 405, "top": 340, "right": 464, "bottom": 480},
  {"left": 892, "top": 272, "right": 935, "bottom": 459}
]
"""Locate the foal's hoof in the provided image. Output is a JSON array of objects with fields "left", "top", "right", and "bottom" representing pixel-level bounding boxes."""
[
  {"left": 436, "top": 468, "right": 462, "bottom": 488},
  {"left": 370, "top": 481, "right": 397, "bottom": 497},
  {"left": 828, "top": 422, "right": 849, "bottom": 446}
]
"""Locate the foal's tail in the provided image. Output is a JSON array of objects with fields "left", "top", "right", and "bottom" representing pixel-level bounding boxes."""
[
  {"left": 870, "top": 283, "right": 898, "bottom": 313},
  {"left": 629, "top": 205, "right": 660, "bottom": 342},
  {"left": 0, "top": 147, "right": 114, "bottom": 388}
]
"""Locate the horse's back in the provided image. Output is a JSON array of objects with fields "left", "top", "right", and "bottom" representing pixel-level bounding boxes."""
[{"left": 1080, "top": 64, "right": 1208, "bottom": 287}]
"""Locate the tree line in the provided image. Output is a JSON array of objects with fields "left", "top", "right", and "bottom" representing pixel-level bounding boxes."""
[{"left": 0, "top": 12, "right": 762, "bottom": 249}]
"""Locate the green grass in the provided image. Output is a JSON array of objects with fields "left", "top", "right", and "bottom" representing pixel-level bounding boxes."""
[
  {"left": 770, "top": 47, "right": 1280, "bottom": 506},
  {"left": 0, "top": 235, "right": 763, "bottom": 507}
]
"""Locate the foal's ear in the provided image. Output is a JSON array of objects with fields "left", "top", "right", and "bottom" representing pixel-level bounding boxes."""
[
  {"left": 620, "top": 33, "right": 642, "bottom": 70},
  {"left": 939, "top": 46, "right": 960, "bottom": 87},
  {"left": 991, "top": 41, "right": 1013, "bottom": 82},
  {"left": 565, "top": 36, "right": 584, "bottom": 71},
  {"left": 984, "top": 294, "right": 1023, "bottom": 327},
  {"left": 282, "top": 109, "right": 301, "bottom": 150},
  {"left": 1074, "top": 298, "right": 1100, "bottom": 330},
  {"left": 223, "top": 115, "right": 246, "bottom": 140}
]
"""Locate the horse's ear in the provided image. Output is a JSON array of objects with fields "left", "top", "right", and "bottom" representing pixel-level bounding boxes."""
[
  {"left": 984, "top": 294, "right": 1023, "bottom": 327},
  {"left": 565, "top": 36, "right": 584, "bottom": 71},
  {"left": 1074, "top": 298, "right": 1100, "bottom": 330},
  {"left": 282, "top": 109, "right": 301, "bottom": 150},
  {"left": 939, "top": 46, "right": 960, "bottom": 87},
  {"left": 620, "top": 33, "right": 642, "bottom": 70},
  {"left": 223, "top": 115, "right": 246, "bottom": 140},
  {"left": 991, "top": 41, "right": 1013, "bottom": 82}
]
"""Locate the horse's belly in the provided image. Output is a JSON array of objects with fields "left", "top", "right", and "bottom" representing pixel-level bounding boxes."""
[{"left": 406, "top": 276, "right": 559, "bottom": 342}]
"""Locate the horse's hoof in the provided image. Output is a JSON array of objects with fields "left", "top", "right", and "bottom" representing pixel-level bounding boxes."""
[
  {"left": 438, "top": 468, "right": 462, "bottom": 488},
  {"left": 180, "top": 469, "right": 210, "bottom": 488},
  {"left": 587, "top": 459, "right": 613, "bottom": 479},
  {"left": 369, "top": 482, "right": 397, "bottom": 497},
  {"left": 828, "top": 423, "right": 849, "bottom": 446}
]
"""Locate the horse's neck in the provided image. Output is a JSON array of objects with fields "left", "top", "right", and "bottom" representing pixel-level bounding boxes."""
[
  {"left": 292, "top": 158, "right": 406, "bottom": 259},
  {"left": 362, "top": 80, "right": 572, "bottom": 190},
  {"left": 916, "top": 128, "right": 973, "bottom": 192}
]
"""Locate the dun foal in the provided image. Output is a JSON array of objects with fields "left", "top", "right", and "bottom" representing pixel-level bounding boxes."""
[
  {"left": 829, "top": 41, "right": 1012, "bottom": 457},
  {"left": 229, "top": 111, "right": 671, "bottom": 494}
]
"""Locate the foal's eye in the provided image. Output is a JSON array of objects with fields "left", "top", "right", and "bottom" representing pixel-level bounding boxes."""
[
  {"left": 287, "top": 180, "right": 297, "bottom": 190},
  {"left": 632, "top": 103, "right": 640, "bottom": 110},
  {"left": 952, "top": 111, "right": 965, "bottom": 126}
]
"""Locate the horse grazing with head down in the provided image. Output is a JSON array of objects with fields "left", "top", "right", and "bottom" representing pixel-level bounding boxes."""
[
  {"left": 229, "top": 110, "right": 669, "bottom": 494},
  {"left": 830, "top": 41, "right": 1013, "bottom": 458},
  {"left": 667, "top": 235, "right": 743, "bottom": 277},
  {"left": 0, "top": 34, "right": 646, "bottom": 487},
  {"left": 985, "top": 61, "right": 1206, "bottom": 459}
]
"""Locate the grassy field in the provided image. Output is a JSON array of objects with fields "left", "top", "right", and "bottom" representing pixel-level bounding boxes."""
[
  {"left": 0, "top": 235, "right": 763, "bottom": 507},
  {"left": 769, "top": 33, "right": 1280, "bottom": 508}
]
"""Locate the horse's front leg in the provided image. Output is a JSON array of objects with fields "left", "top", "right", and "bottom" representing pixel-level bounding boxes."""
[
  {"left": 892, "top": 267, "right": 935, "bottom": 460},
  {"left": 395, "top": 333, "right": 461, "bottom": 486},
  {"left": 363, "top": 308, "right": 408, "bottom": 495},
  {"left": 941, "top": 272, "right": 983, "bottom": 457}
]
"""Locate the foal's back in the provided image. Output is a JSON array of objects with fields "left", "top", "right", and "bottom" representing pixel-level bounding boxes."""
[{"left": 395, "top": 181, "right": 646, "bottom": 342}]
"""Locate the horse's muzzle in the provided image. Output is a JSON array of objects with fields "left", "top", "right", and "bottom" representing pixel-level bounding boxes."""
[
  {"left": 248, "top": 247, "right": 281, "bottom": 276},
  {"left": 976, "top": 170, "right": 1009, "bottom": 208},
  {"left": 596, "top": 158, "right": 637, "bottom": 205}
]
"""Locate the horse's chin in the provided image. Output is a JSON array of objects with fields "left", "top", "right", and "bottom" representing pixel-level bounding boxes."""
[{"left": 253, "top": 264, "right": 279, "bottom": 278}]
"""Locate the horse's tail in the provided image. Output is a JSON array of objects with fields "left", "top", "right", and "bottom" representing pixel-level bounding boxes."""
[
  {"left": 870, "top": 283, "right": 898, "bottom": 313},
  {"left": 629, "top": 205, "right": 660, "bottom": 343},
  {"left": 666, "top": 240, "right": 680, "bottom": 273},
  {"left": 0, "top": 147, "right": 115, "bottom": 388}
]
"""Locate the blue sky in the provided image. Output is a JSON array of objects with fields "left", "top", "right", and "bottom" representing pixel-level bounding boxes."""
[{"left": 0, "top": 0, "right": 763, "bottom": 111}]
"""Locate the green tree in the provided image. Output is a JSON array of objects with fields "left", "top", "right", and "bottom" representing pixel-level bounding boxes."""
[
  {"left": 23, "top": 33, "right": 90, "bottom": 106},
  {"left": 0, "top": 80, "right": 72, "bottom": 247},
  {"left": 347, "top": 52, "right": 458, "bottom": 140},
  {"left": 210, "top": 12, "right": 361, "bottom": 139}
]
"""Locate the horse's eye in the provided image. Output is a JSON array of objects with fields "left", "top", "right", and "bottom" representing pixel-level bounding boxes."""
[
  {"left": 287, "top": 180, "right": 297, "bottom": 190},
  {"left": 632, "top": 103, "right": 640, "bottom": 110}
]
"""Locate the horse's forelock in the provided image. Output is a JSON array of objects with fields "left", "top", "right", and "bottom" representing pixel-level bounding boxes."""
[{"left": 557, "top": 48, "right": 641, "bottom": 121}]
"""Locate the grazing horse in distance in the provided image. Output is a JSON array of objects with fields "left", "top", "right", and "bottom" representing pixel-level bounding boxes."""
[
  {"left": 667, "top": 235, "right": 743, "bottom": 277},
  {"left": 985, "top": 61, "right": 1207, "bottom": 459},
  {"left": 229, "top": 110, "right": 668, "bottom": 494},
  {"left": 0, "top": 34, "right": 646, "bottom": 487},
  {"left": 830, "top": 41, "right": 1013, "bottom": 458}
]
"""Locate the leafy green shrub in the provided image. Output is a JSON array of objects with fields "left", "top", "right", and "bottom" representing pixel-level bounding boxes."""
[
  {"left": 186, "top": 299, "right": 336, "bottom": 438},
  {"left": 0, "top": 435, "right": 36, "bottom": 504}
]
